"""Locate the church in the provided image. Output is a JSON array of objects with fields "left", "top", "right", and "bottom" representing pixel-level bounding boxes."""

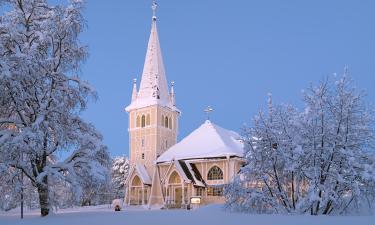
[{"left": 124, "top": 3, "right": 245, "bottom": 208}]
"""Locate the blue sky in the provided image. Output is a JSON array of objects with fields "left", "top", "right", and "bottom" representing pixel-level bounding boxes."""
[{"left": 78, "top": 0, "right": 375, "bottom": 157}]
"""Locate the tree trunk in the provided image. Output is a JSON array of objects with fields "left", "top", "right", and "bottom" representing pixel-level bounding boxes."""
[{"left": 37, "top": 177, "right": 49, "bottom": 217}]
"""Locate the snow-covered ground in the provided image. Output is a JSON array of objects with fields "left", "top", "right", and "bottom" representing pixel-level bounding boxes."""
[{"left": 0, "top": 205, "right": 374, "bottom": 225}]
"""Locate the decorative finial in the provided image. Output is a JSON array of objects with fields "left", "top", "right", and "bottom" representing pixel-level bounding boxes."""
[
  {"left": 170, "top": 81, "right": 175, "bottom": 106},
  {"left": 204, "top": 106, "right": 214, "bottom": 121},
  {"left": 131, "top": 78, "right": 138, "bottom": 102},
  {"left": 152, "top": 0, "right": 158, "bottom": 20}
]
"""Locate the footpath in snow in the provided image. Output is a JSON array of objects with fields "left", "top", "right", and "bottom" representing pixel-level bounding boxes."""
[{"left": 0, "top": 204, "right": 374, "bottom": 225}]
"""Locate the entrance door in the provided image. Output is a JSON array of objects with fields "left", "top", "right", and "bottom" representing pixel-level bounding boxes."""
[
  {"left": 174, "top": 187, "right": 182, "bottom": 208},
  {"left": 137, "top": 188, "right": 142, "bottom": 205}
]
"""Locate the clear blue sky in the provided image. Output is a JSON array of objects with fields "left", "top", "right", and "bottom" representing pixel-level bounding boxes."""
[{"left": 79, "top": 0, "right": 375, "bottom": 157}]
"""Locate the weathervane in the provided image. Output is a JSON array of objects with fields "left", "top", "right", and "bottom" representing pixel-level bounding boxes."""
[
  {"left": 204, "top": 106, "right": 214, "bottom": 120},
  {"left": 152, "top": 0, "right": 158, "bottom": 19}
]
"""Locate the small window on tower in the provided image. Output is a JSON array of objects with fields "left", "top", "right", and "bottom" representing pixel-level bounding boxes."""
[
  {"left": 141, "top": 115, "right": 146, "bottom": 127},
  {"left": 136, "top": 116, "right": 140, "bottom": 127},
  {"left": 141, "top": 153, "right": 145, "bottom": 159},
  {"left": 165, "top": 116, "right": 169, "bottom": 128},
  {"left": 142, "top": 138, "right": 145, "bottom": 147},
  {"left": 165, "top": 140, "right": 168, "bottom": 149},
  {"left": 169, "top": 117, "right": 172, "bottom": 129}
]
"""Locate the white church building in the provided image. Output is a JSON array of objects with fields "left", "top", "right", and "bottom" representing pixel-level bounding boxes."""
[{"left": 124, "top": 2, "right": 245, "bottom": 208}]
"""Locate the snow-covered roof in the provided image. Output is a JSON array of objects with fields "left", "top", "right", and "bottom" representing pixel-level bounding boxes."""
[
  {"left": 135, "top": 164, "right": 152, "bottom": 185},
  {"left": 156, "top": 120, "right": 244, "bottom": 163},
  {"left": 125, "top": 16, "right": 179, "bottom": 112},
  {"left": 174, "top": 160, "right": 206, "bottom": 187}
]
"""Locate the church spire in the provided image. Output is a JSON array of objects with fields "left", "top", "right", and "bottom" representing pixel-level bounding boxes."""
[
  {"left": 126, "top": 1, "right": 179, "bottom": 112},
  {"left": 133, "top": 1, "right": 169, "bottom": 106}
]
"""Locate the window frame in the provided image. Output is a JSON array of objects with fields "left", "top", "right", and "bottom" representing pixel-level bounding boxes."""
[{"left": 207, "top": 166, "right": 224, "bottom": 180}]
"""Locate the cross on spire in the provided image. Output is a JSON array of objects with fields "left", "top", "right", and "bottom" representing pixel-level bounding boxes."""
[
  {"left": 204, "top": 106, "right": 214, "bottom": 121},
  {"left": 152, "top": 0, "right": 158, "bottom": 20}
]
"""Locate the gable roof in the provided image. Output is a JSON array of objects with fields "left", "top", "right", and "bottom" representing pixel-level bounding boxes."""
[
  {"left": 156, "top": 120, "right": 244, "bottom": 163},
  {"left": 135, "top": 163, "right": 152, "bottom": 185},
  {"left": 174, "top": 160, "right": 205, "bottom": 187}
]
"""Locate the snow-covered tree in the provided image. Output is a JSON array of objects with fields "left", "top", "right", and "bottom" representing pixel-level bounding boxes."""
[
  {"left": 225, "top": 73, "right": 375, "bottom": 215},
  {"left": 0, "top": 0, "right": 109, "bottom": 216},
  {"left": 78, "top": 149, "right": 112, "bottom": 206},
  {"left": 111, "top": 156, "right": 130, "bottom": 199}
]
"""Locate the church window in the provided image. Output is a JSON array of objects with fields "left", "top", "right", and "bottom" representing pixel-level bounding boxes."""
[
  {"left": 165, "top": 116, "right": 169, "bottom": 128},
  {"left": 207, "top": 186, "right": 223, "bottom": 196},
  {"left": 161, "top": 115, "right": 165, "bottom": 126},
  {"left": 141, "top": 153, "right": 145, "bottom": 159},
  {"left": 196, "top": 187, "right": 205, "bottom": 196},
  {"left": 146, "top": 114, "right": 151, "bottom": 126},
  {"left": 141, "top": 138, "right": 145, "bottom": 147},
  {"left": 207, "top": 166, "right": 223, "bottom": 180},
  {"left": 141, "top": 115, "right": 146, "bottom": 127},
  {"left": 136, "top": 116, "right": 140, "bottom": 127},
  {"left": 168, "top": 171, "right": 181, "bottom": 184},
  {"left": 131, "top": 176, "right": 142, "bottom": 186},
  {"left": 169, "top": 117, "right": 172, "bottom": 129}
]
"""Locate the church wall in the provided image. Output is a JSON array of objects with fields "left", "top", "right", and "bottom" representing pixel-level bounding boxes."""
[{"left": 154, "top": 158, "right": 245, "bottom": 206}]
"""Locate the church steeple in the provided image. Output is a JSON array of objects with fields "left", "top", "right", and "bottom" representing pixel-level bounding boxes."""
[
  {"left": 126, "top": 1, "right": 174, "bottom": 112},
  {"left": 125, "top": 2, "right": 180, "bottom": 206}
]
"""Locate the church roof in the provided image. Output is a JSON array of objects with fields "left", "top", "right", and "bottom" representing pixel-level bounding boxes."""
[
  {"left": 135, "top": 163, "right": 152, "bottom": 185},
  {"left": 156, "top": 120, "right": 244, "bottom": 163},
  {"left": 174, "top": 160, "right": 206, "bottom": 187},
  {"left": 126, "top": 12, "right": 178, "bottom": 112}
]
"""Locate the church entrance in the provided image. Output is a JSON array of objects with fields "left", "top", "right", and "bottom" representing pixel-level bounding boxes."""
[
  {"left": 129, "top": 175, "right": 149, "bottom": 205},
  {"left": 174, "top": 187, "right": 182, "bottom": 207},
  {"left": 166, "top": 171, "right": 185, "bottom": 208}
]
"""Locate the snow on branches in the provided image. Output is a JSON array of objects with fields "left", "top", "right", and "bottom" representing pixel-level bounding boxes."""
[
  {"left": 0, "top": 0, "right": 109, "bottom": 216},
  {"left": 225, "top": 74, "right": 375, "bottom": 215},
  {"left": 111, "top": 156, "right": 130, "bottom": 199}
]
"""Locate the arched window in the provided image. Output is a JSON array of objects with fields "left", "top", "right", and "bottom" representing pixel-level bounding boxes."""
[
  {"left": 168, "top": 171, "right": 181, "bottom": 184},
  {"left": 207, "top": 166, "right": 223, "bottom": 180},
  {"left": 132, "top": 176, "right": 142, "bottom": 186},
  {"left": 161, "top": 115, "right": 165, "bottom": 127},
  {"left": 141, "top": 115, "right": 146, "bottom": 127},
  {"left": 165, "top": 116, "right": 169, "bottom": 128},
  {"left": 146, "top": 114, "right": 150, "bottom": 126},
  {"left": 169, "top": 117, "right": 172, "bottom": 129},
  {"left": 136, "top": 116, "right": 140, "bottom": 127}
]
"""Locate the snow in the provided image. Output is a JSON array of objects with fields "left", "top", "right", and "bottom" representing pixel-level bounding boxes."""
[
  {"left": 0, "top": 204, "right": 374, "bottom": 225},
  {"left": 173, "top": 161, "right": 191, "bottom": 183},
  {"left": 135, "top": 164, "right": 152, "bottom": 185},
  {"left": 185, "top": 162, "right": 205, "bottom": 187},
  {"left": 157, "top": 120, "right": 244, "bottom": 163},
  {"left": 125, "top": 16, "right": 179, "bottom": 113}
]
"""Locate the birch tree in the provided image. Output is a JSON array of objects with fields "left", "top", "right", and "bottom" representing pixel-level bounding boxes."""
[
  {"left": 0, "top": 0, "right": 109, "bottom": 216},
  {"left": 225, "top": 73, "right": 375, "bottom": 215}
]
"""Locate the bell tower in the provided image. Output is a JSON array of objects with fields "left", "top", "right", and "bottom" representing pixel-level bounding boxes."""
[{"left": 125, "top": 2, "right": 180, "bottom": 175}]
